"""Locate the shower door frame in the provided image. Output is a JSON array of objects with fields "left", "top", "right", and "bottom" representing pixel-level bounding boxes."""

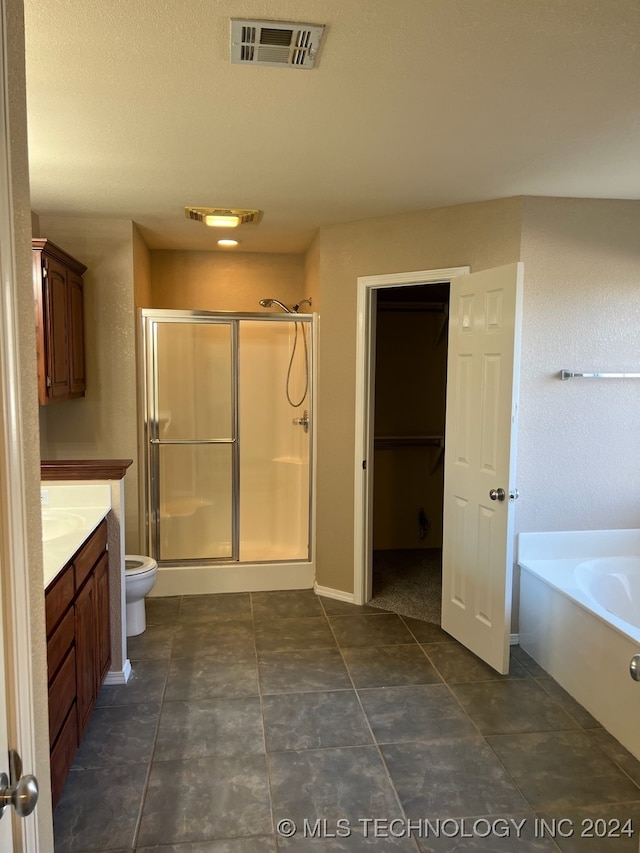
[{"left": 139, "top": 308, "right": 314, "bottom": 568}]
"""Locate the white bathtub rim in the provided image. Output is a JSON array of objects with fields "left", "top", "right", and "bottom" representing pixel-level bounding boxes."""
[{"left": 519, "top": 558, "right": 640, "bottom": 646}]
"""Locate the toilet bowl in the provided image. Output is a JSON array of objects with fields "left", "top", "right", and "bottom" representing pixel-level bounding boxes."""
[{"left": 124, "top": 555, "right": 158, "bottom": 637}]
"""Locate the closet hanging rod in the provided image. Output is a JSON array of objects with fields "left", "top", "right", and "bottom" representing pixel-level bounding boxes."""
[
  {"left": 377, "top": 301, "right": 448, "bottom": 313},
  {"left": 560, "top": 370, "right": 640, "bottom": 381}
]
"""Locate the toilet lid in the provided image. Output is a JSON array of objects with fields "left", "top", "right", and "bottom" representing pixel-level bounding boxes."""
[{"left": 125, "top": 555, "right": 157, "bottom": 576}]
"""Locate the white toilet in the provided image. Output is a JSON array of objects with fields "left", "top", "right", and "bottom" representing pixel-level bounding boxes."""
[{"left": 124, "top": 555, "right": 158, "bottom": 637}]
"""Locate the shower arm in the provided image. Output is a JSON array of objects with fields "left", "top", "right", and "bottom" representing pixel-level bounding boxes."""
[{"left": 259, "top": 297, "right": 312, "bottom": 314}]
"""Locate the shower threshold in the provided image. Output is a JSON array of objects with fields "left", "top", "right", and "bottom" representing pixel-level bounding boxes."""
[{"left": 151, "top": 558, "right": 315, "bottom": 597}]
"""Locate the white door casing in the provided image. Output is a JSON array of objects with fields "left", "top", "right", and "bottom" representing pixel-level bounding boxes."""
[
  {"left": 441, "top": 263, "right": 523, "bottom": 673},
  {"left": 353, "top": 267, "right": 470, "bottom": 604},
  {"left": 0, "top": 557, "right": 13, "bottom": 850}
]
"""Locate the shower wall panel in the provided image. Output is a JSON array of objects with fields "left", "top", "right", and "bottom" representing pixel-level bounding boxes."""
[{"left": 239, "top": 321, "right": 310, "bottom": 561}]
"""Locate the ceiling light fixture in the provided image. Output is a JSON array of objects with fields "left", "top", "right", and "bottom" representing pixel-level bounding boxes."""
[
  {"left": 185, "top": 207, "right": 263, "bottom": 227},
  {"left": 205, "top": 214, "right": 241, "bottom": 228},
  {"left": 217, "top": 239, "right": 239, "bottom": 247}
]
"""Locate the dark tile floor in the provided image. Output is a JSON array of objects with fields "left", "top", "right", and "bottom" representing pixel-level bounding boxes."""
[{"left": 53, "top": 591, "right": 640, "bottom": 852}]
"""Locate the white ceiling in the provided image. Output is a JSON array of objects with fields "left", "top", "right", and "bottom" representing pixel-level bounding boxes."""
[{"left": 23, "top": 0, "right": 640, "bottom": 254}]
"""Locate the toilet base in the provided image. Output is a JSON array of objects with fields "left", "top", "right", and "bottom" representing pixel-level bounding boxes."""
[{"left": 126, "top": 598, "right": 147, "bottom": 637}]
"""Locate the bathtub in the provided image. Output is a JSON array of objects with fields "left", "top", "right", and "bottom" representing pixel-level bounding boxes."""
[{"left": 518, "top": 529, "right": 640, "bottom": 761}]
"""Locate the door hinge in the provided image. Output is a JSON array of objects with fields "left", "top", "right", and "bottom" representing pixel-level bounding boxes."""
[
  {"left": 42, "top": 261, "right": 48, "bottom": 278},
  {"left": 362, "top": 460, "right": 367, "bottom": 470},
  {"left": 46, "top": 376, "right": 52, "bottom": 388}
]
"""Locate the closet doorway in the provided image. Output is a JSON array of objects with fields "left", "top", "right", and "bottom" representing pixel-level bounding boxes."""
[{"left": 369, "top": 283, "right": 450, "bottom": 622}]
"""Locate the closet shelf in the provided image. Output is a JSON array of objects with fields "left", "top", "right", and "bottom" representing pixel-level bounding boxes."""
[{"left": 374, "top": 435, "right": 444, "bottom": 449}]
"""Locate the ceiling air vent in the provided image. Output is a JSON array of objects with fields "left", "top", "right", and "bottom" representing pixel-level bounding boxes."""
[{"left": 231, "top": 19, "right": 325, "bottom": 69}]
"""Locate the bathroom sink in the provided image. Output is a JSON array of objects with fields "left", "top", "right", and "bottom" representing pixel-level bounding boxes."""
[{"left": 41, "top": 509, "right": 86, "bottom": 542}]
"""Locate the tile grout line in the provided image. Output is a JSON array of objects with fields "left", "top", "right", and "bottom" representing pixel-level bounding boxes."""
[
  {"left": 317, "top": 594, "right": 423, "bottom": 852},
  {"left": 129, "top": 597, "right": 178, "bottom": 851},
  {"left": 251, "top": 590, "right": 280, "bottom": 848}
]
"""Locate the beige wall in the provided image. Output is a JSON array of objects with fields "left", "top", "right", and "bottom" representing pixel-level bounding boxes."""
[
  {"left": 37, "top": 217, "right": 141, "bottom": 551},
  {"left": 516, "top": 197, "right": 640, "bottom": 535},
  {"left": 304, "top": 233, "right": 321, "bottom": 313},
  {"left": 314, "top": 197, "right": 523, "bottom": 593},
  {"left": 7, "top": 0, "right": 54, "bottom": 845},
  {"left": 133, "top": 223, "right": 152, "bottom": 308},
  {"left": 149, "top": 250, "right": 306, "bottom": 312}
]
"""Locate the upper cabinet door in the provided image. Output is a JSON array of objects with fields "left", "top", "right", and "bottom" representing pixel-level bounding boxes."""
[
  {"left": 441, "top": 263, "right": 523, "bottom": 674},
  {"left": 32, "top": 239, "right": 87, "bottom": 404},
  {"left": 68, "top": 271, "right": 86, "bottom": 395},
  {"left": 44, "top": 256, "right": 71, "bottom": 399}
]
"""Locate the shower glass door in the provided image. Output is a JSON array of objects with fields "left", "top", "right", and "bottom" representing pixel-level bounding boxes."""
[
  {"left": 151, "top": 318, "right": 236, "bottom": 561},
  {"left": 143, "top": 310, "right": 312, "bottom": 566}
]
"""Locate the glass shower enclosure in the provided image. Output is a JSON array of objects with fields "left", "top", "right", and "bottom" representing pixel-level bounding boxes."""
[{"left": 139, "top": 310, "right": 312, "bottom": 568}]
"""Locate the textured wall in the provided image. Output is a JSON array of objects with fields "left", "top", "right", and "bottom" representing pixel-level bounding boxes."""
[
  {"left": 7, "top": 0, "right": 54, "bottom": 845},
  {"left": 314, "top": 197, "right": 523, "bottom": 593},
  {"left": 517, "top": 197, "right": 640, "bottom": 534},
  {"left": 133, "top": 223, "right": 152, "bottom": 308},
  {"left": 149, "top": 250, "right": 306, "bottom": 312},
  {"left": 37, "top": 217, "right": 141, "bottom": 550}
]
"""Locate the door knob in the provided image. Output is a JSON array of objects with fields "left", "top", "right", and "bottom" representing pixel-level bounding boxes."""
[
  {"left": 489, "top": 488, "right": 506, "bottom": 502},
  {"left": 630, "top": 654, "right": 640, "bottom": 682},
  {"left": 0, "top": 750, "right": 39, "bottom": 820}
]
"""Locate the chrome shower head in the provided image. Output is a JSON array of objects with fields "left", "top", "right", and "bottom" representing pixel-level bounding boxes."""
[{"left": 259, "top": 298, "right": 292, "bottom": 313}]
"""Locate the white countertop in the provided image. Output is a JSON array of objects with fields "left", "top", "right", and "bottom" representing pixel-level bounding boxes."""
[{"left": 42, "top": 484, "right": 111, "bottom": 588}]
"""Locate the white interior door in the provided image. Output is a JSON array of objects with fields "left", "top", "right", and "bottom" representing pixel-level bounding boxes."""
[
  {"left": 441, "top": 263, "right": 523, "bottom": 673},
  {"left": 0, "top": 4, "right": 43, "bottom": 846}
]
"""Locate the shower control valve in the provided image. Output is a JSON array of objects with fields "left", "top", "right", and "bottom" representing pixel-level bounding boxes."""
[{"left": 293, "top": 410, "right": 309, "bottom": 433}]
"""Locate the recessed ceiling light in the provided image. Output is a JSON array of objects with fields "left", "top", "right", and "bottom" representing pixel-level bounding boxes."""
[{"left": 217, "top": 239, "right": 239, "bottom": 247}]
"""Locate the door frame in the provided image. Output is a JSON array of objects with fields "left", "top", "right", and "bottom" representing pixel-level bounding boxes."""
[
  {"left": 353, "top": 266, "right": 470, "bottom": 605},
  {"left": 0, "top": 2, "right": 45, "bottom": 848}
]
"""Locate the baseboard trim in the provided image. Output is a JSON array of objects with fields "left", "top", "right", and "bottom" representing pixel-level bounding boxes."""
[
  {"left": 313, "top": 582, "right": 355, "bottom": 603},
  {"left": 105, "top": 658, "right": 131, "bottom": 685}
]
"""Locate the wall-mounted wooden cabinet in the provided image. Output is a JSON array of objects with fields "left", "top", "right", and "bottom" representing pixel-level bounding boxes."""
[{"left": 32, "top": 238, "right": 87, "bottom": 405}]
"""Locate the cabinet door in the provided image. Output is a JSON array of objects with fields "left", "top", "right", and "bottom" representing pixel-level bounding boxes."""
[
  {"left": 44, "top": 257, "right": 70, "bottom": 399},
  {"left": 75, "top": 576, "right": 96, "bottom": 740},
  {"left": 68, "top": 271, "right": 86, "bottom": 394},
  {"left": 95, "top": 552, "right": 111, "bottom": 687}
]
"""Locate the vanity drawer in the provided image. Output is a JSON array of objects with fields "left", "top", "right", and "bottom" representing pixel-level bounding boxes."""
[
  {"left": 47, "top": 606, "right": 75, "bottom": 684},
  {"left": 45, "top": 563, "right": 74, "bottom": 637},
  {"left": 74, "top": 519, "right": 107, "bottom": 589},
  {"left": 48, "top": 646, "right": 76, "bottom": 746},
  {"left": 50, "top": 702, "right": 78, "bottom": 808}
]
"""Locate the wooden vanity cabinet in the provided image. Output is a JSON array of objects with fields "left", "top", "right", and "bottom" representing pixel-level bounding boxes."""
[
  {"left": 45, "top": 519, "right": 110, "bottom": 806},
  {"left": 32, "top": 238, "right": 87, "bottom": 405}
]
